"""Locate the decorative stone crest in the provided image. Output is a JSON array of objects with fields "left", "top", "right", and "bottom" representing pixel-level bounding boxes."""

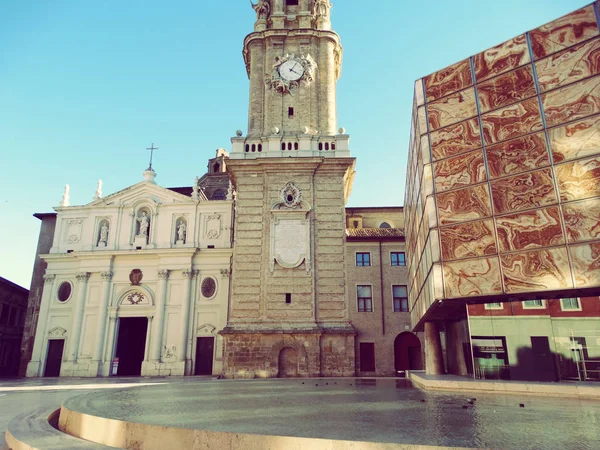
[
  {"left": 220, "top": 268, "right": 231, "bottom": 278},
  {"left": 125, "top": 292, "right": 145, "bottom": 305},
  {"left": 273, "top": 182, "right": 303, "bottom": 210},
  {"left": 100, "top": 271, "right": 113, "bottom": 280},
  {"left": 206, "top": 215, "right": 222, "bottom": 239},
  {"left": 43, "top": 274, "right": 56, "bottom": 284},
  {"left": 157, "top": 269, "right": 170, "bottom": 280},
  {"left": 201, "top": 277, "right": 217, "bottom": 298},
  {"left": 266, "top": 54, "right": 317, "bottom": 95},
  {"left": 48, "top": 326, "right": 67, "bottom": 338},
  {"left": 129, "top": 269, "right": 143, "bottom": 286},
  {"left": 197, "top": 324, "right": 216, "bottom": 335},
  {"left": 67, "top": 219, "right": 83, "bottom": 244}
]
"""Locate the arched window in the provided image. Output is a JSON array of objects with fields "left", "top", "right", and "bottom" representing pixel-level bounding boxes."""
[
  {"left": 332, "top": 143, "right": 336, "bottom": 150},
  {"left": 212, "top": 189, "right": 226, "bottom": 200},
  {"left": 213, "top": 163, "right": 220, "bottom": 173},
  {"left": 245, "top": 144, "right": 250, "bottom": 153},
  {"left": 281, "top": 143, "right": 286, "bottom": 151},
  {"left": 251, "top": 144, "right": 256, "bottom": 152},
  {"left": 380, "top": 222, "right": 392, "bottom": 229},
  {"left": 294, "top": 142, "right": 299, "bottom": 150},
  {"left": 318, "top": 142, "right": 323, "bottom": 151},
  {"left": 287, "top": 142, "right": 292, "bottom": 151},
  {"left": 325, "top": 143, "right": 330, "bottom": 151},
  {"left": 258, "top": 144, "right": 263, "bottom": 152}
]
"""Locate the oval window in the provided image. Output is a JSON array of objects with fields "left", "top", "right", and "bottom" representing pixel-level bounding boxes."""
[
  {"left": 201, "top": 277, "right": 217, "bottom": 298},
  {"left": 57, "top": 281, "right": 72, "bottom": 302}
]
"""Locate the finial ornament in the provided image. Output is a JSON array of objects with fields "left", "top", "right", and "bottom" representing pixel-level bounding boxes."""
[
  {"left": 192, "top": 176, "right": 200, "bottom": 201},
  {"left": 60, "top": 185, "right": 70, "bottom": 207},
  {"left": 226, "top": 181, "right": 234, "bottom": 201},
  {"left": 146, "top": 143, "right": 159, "bottom": 171},
  {"left": 250, "top": 0, "right": 270, "bottom": 20},
  {"left": 94, "top": 180, "right": 103, "bottom": 201}
]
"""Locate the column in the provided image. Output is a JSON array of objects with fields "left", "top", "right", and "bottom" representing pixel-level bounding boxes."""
[
  {"left": 66, "top": 272, "right": 90, "bottom": 362},
  {"left": 150, "top": 269, "right": 169, "bottom": 361},
  {"left": 144, "top": 316, "right": 153, "bottom": 361},
  {"left": 177, "top": 269, "right": 195, "bottom": 361},
  {"left": 28, "top": 274, "right": 56, "bottom": 369},
  {"left": 104, "top": 317, "right": 117, "bottom": 364},
  {"left": 425, "top": 322, "right": 445, "bottom": 375},
  {"left": 93, "top": 271, "right": 113, "bottom": 362},
  {"left": 446, "top": 320, "right": 469, "bottom": 376}
]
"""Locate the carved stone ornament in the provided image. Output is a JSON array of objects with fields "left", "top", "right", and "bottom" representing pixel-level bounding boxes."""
[
  {"left": 129, "top": 269, "right": 143, "bottom": 286},
  {"left": 100, "top": 271, "right": 113, "bottom": 280},
  {"left": 43, "top": 274, "right": 56, "bottom": 284},
  {"left": 266, "top": 53, "right": 317, "bottom": 95},
  {"left": 201, "top": 277, "right": 217, "bottom": 298},
  {"left": 206, "top": 215, "right": 222, "bottom": 239},
  {"left": 66, "top": 219, "right": 83, "bottom": 244},
  {"left": 220, "top": 268, "right": 231, "bottom": 278},
  {"left": 48, "top": 326, "right": 67, "bottom": 338},
  {"left": 125, "top": 292, "right": 146, "bottom": 305},
  {"left": 273, "top": 182, "right": 303, "bottom": 210},
  {"left": 76, "top": 272, "right": 90, "bottom": 282},
  {"left": 197, "top": 323, "right": 216, "bottom": 335},
  {"left": 251, "top": 0, "right": 270, "bottom": 20},
  {"left": 157, "top": 269, "right": 170, "bottom": 280}
]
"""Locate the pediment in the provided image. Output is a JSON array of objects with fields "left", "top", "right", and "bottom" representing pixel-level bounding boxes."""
[{"left": 87, "top": 181, "right": 193, "bottom": 208}]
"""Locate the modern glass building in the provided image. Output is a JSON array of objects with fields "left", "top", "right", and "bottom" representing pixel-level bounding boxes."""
[{"left": 406, "top": 2, "right": 600, "bottom": 380}]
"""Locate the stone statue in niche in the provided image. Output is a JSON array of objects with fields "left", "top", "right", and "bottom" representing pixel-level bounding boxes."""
[
  {"left": 137, "top": 211, "right": 150, "bottom": 237},
  {"left": 177, "top": 220, "right": 186, "bottom": 244},
  {"left": 314, "top": 0, "right": 331, "bottom": 18},
  {"left": 251, "top": 0, "right": 270, "bottom": 20},
  {"left": 98, "top": 222, "right": 109, "bottom": 247}
]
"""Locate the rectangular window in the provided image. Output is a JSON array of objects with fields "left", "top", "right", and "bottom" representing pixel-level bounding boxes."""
[
  {"left": 285, "top": 293, "right": 292, "bottom": 304},
  {"left": 523, "top": 299, "right": 545, "bottom": 309},
  {"left": 485, "top": 302, "right": 503, "bottom": 310},
  {"left": 357, "top": 285, "right": 373, "bottom": 312},
  {"left": 392, "top": 285, "right": 409, "bottom": 312},
  {"left": 0, "top": 306, "right": 8, "bottom": 326},
  {"left": 560, "top": 298, "right": 581, "bottom": 311},
  {"left": 359, "top": 342, "right": 376, "bottom": 372},
  {"left": 356, "top": 252, "right": 371, "bottom": 267},
  {"left": 391, "top": 252, "right": 406, "bottom": 266}
]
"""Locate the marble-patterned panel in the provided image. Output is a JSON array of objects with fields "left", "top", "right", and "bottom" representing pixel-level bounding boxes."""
[
  {"left": 549, "top": 114, "right": 600, "bottom": 163},
  {"left": 427, "top": 88, "right": 478, "bottom": 131},
  {"left": 530, "top": 4, "right": 599, "bottom": 60},
  {"left": 424, "top": 58, "right": 473, "bottom": 102},
  {"left": 536, "top": 37, "right": 600, "bottom": 93},
  {"left": 501, "top": 247, "right": 573, "bottom": 293},
  {"left": 491, "top": 168, "right": 557, "bottom": 215},
  {"left": 495, "top": 206, "right": 564, "bottom": 253},
  {"left": 486, "top": 132, "right": 550, "bottom": 179},
  {"left": 429, "top": 118, "right": 482, "bottom": 161},
  {"left": 415, "top": 79, "right": 425, "bottom": 107},
  {"left": 477, "top": 66, "right": 537, "bottom": 113},
  {"left": 474, "top": 34, "right": 530, "bottom": 83},
  {"left": 562, "top": 197, "right": 600, "bottom": 243},
  {"left": 555, "top": 155, "right": 600, "bottom": 202},
  {"left": 417, "top": 106, "right": 428, "bottom": 136},
  {"left": 570, "top": 242, "right": 600, "bottom": 288},
  {"left": 443, "top": 256, "right": 503, "bottom": 298},
  {"left": 437, "top": 184, "right": 492, "bottom": 226},
  {"left": 542, "top": 75, "right": 600, "bottom": 128},
  {"left": 481, "top": 98, "right": 544, "bottom": 145},
  {"left": 440, "top": 219, "right": 497, "bottom": 261},
  {"left": 434, "top": 149, "right": 487, "bottom": 193}
]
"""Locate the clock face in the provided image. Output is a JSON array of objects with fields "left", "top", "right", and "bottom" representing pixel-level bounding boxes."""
[{"left": 279, "top": 59, "right": 305, "bottom": 82}]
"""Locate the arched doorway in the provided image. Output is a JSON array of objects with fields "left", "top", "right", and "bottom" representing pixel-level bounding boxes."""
[
  {"left": 278, "top": 347, "right": 298, "bottom": 377},
  {"left": 394, "top": 332, "right": 423, "bottom": 373}
]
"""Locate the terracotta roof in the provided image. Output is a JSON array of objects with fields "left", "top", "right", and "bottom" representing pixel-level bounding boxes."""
[{"left": 345, "top": 228, "right": 405, "bottom": 239}]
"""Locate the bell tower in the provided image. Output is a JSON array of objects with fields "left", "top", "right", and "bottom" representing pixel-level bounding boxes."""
[
  {"left": 221, "top": 0, "right": 356, "bottom": 379},
  {"left": 230, "top": 0, "right": 349, "bottom": 157}
]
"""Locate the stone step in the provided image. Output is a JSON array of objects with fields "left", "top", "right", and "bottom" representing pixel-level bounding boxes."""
[{"left": 5, "top": 406, "right": 114, "bottom": 450}]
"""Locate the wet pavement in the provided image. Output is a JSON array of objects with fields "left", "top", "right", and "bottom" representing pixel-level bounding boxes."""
[{"left": 63, "top": 378, "right": 600, "bottom": 449}]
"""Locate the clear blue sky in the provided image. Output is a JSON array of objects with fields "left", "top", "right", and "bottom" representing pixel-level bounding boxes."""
[{"left": 0, "top": 0, "right": 590, "bottom": 288}]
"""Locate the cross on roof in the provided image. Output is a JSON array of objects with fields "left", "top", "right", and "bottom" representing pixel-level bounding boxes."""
[{"left": 146, "top": 143, "right": 159, "bottom": 170}]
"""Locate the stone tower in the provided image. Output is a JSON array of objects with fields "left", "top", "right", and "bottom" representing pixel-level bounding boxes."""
[{"left": 221, "top": 0, "right": 357, "bottom": 378}]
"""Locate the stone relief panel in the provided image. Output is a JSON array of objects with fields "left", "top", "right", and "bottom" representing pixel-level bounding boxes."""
[
  {"left": 64, "top": 219, "right": 83, "bottom": 244},
  {"left": 48, "top": 326, "right": 67, "bottom": 338},
  {"left": 197, "top": 324, "right": 216, "bottom": 335},
  {"left": 205, "top": 215, "right": 222, "bottom": 239}
]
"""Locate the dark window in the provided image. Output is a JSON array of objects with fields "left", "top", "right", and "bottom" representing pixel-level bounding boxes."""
[
  {"left": 391, "top": 252, "right": 406, "bottom": 266},
  {"left": 213, "top": 163, "right": 220, "bottom": 172},
  {"left": 212, "top": 189, "right": 226, "bottom": 200},
  {"left": 289, "top": 107, "right": 294, "bottom": 117},
  {"left": 353, "top": 220, "right": 359, "bottom": 228},
  {"left": 57, "top": 282, "right": 72, "bottom": 302},
  {"left": 356, "top": 252, "right": 371, "bottom": 267},
  {"left": 393, "top": 285, "right": 409, "bottom": 312},
  {"left": 286, "top": 0, "right": 299, "bottom": 5},
  {"left": 286, "top": 293, "right": 292, "bottom": 304},
  {"left": 331, "top": 142, "right": 336, "bottom": 150},
  {"left": 251, "top": 144, "right": 256, "bottom": 152},
  {"left": 294, "top": 142, "right": 299, "bottom": 150},
  {"left": 281, "top": 143, "right": 286, "bottom": 151},
  {"left": 288, "top": 142, "right": 292, "bottom": 150},
  {"left": 245, "top": 144, "right": 250, "bottom": 153},
  {"left": 357, "top": 285, "right": 373, "bottom": 312},
  {"left": 258, "top": 144, "right": 262, "bottom": 152},
  {"left": 0, "top": 306, "right": 10, "bottom": 325},
  {"left": 359, "top": 343, "right": 376, "bottom": 372},
  {"left": 380, "top": 222, "right": 392, "bottom": 229},
  {"left": 319, "top": 142, "right": 323, "bottom": 150},
  {"left": 325, "top": 142, "right": 330, "bottom": 150}
]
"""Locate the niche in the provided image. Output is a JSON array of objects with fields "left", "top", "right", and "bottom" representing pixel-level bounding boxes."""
[
  {"left": 97, "top": 219, "right": 110, "bottom": 248},
  {"left": 175, "top": 217, "right": 187, "bottom": 245}
]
